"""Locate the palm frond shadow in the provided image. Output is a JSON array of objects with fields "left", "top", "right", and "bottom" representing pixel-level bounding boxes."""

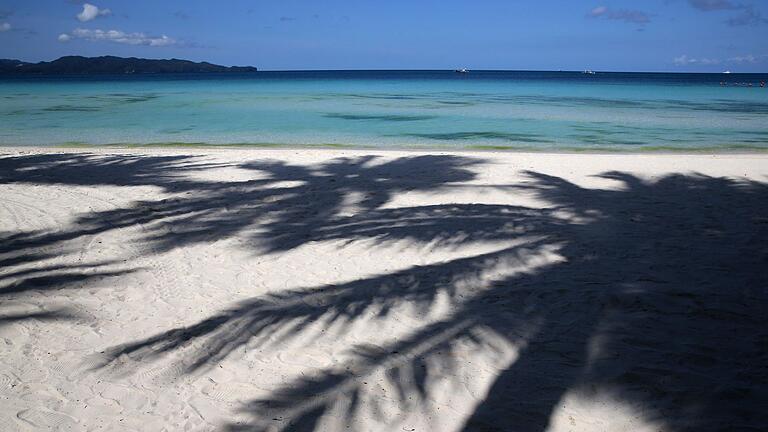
[
  {"left": 95, "top": 239, "right": 558, "bottom": 373},
  {"left": 0, "top": 153, "right": 482, "bottom": 324},
  {"left": 3, "top": 153, "right": 767, "bottom": 430},
  {"left": 0, "top": 153, "right": 210, "bottom": 323},
  {"left": 0, "top": 307, "right": 84, "bottom": 326},
  {"left": 0, "top": 152, "right": 221, "bottom": 189},
  {"left": 0, "top": 229, "right": 136, "bottom": 325},
  {"left": 70, "top": 155, "right": 485, "bottom": 254},
  {"left": 86, "top": 161, "right": 767, "bottom": 431}
]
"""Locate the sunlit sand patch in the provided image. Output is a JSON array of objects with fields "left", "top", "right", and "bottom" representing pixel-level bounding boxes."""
[
  {"left": 546, "top": 390, "right": 667, "bottom": 432},
  {"left": 183, "top": 164, "right": 271, "bottom": 183}
]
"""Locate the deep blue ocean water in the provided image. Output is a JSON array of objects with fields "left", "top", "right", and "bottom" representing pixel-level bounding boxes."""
[{"left": 1, "top": 70, "right": 767, "bottom": 150}]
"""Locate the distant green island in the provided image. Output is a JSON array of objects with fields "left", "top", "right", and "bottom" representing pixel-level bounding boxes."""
[{"left": 0, "top": 56, "right": 258, "bottom": 75}]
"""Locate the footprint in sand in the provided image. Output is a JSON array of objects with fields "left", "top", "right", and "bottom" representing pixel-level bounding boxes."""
[
  {"left": 16, "top": 408, "right": 78, "bottom": 429},
  {"left": 13, "top": 361, "right": 48, "bottom": 383},
  {"left": 73, "top": 351, "right": 118, "bottom": 380},
  {"left": 200, "top": 381, "right": 263, "bottom": 404},
  {"left": 0, "top": 373, "right": 20, "bottom": 397},
  {"left": 99, "top": 384, "right": 151, "bottom": 411},
  {"left": 133, "top": 362, "right": 188, "bottom": 388}
]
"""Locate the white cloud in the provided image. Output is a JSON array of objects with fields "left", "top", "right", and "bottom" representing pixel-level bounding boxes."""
[
  {"left": 673, "top": 55, "right": 692, "bottom": 65},
  {"left": 674, "top": 53, "right": 768, "bottom": 66},
  {"left": 0, "top": 22, "right": 10, "bottom": 32},
  {"left": 728, "top": 54, "right": 768, "bottom": 63},
  {"left": 673, "top": 55, "right": 721, "bottom": 65},
  {"left": 77, "top": 3, "right": 111, "bottom": 22},
  {"left": 687, "top": 0, "right": 768, "bottom": 26},
  {"left": 589, "top": 6, "right": 609, "bottom": 17},
  {"left": 587, "top": 5, "right": 651, "bottom": 24},
  {"left": 688, "top": 0, "right": 738, "bottom": 11},
  {"left": 58, "top": 28, "right": 177, "bottom": 47}
]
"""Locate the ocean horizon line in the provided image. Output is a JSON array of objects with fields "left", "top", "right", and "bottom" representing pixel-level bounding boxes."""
[
  {"left": 2, "top": 67, "right": 767, "bottom": 75},
  {"left": 233, "top": 68, "right": 768, "bottom": 74},
  {"left": 45, "top": 141, "right": 768, "bottom": 154}
]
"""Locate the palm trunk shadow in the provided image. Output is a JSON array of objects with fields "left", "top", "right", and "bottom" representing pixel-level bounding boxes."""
[{"left": 461, "top": 319, "right": 593, "bottom": 431}]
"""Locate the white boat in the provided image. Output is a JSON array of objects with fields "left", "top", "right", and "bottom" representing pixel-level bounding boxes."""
[
  {"left": 454, "top": 68, "right": 468, "bottom": 73},
  {"left": 582, "top": 70, "right": 596, "bottom": 75},
  {"left": 723, "top": 70, "right": 731, "bottom": 74}
]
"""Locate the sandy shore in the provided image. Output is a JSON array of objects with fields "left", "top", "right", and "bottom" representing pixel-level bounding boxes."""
[{"left": 1, "top": 147, "right": 767, "bottom": 432}]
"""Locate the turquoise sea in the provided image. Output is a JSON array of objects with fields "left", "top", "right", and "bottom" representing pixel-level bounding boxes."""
[{"left": 1, "top": 71, "right": 767, "bottom": 151}]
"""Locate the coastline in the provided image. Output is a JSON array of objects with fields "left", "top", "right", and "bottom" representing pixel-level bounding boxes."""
[
  {"left": 1, "top": 146, "right": 767, "bottom": 431},
  {"left": 5, "top": 141, "right": 768, "bottom": 155}
]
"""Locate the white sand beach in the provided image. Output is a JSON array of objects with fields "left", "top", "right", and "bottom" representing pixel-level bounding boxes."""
[{"left": 1, "top": 147, "right": 767, "bottom": 431}]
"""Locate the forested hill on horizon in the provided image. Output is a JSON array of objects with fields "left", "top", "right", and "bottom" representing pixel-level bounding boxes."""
[{"left": 0, "top": 56, "right": 258, "bottom": 75}]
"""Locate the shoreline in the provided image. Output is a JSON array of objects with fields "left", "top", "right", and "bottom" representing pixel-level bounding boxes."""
[{"left": 2, "top": 143, "right": 768, "bottom": 156}]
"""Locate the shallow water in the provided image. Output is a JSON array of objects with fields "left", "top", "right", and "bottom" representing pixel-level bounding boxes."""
[{"left": 1, "top": 71, "right": 767, "bottom": 150}]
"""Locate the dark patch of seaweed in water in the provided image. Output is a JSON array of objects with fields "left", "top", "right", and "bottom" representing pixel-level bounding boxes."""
[
  {"left": 159, "top": 126, "right": 197, "bottom": 134},
  {"left": 324, "top": 113, "right": 436, "bottom": 122},
  {"left": 42, "top": 105, "right": 101, "bottom": 112},
  {"left": 395, "top": 131, "right": 550, "bottom": 142},
  {"left": 570, "top": 133, "right": 647, "bottom": 146}
]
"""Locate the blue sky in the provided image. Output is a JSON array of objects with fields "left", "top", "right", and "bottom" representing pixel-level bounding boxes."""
[{"left": 0, "top": 0, "right": 766, "bottom": 71}]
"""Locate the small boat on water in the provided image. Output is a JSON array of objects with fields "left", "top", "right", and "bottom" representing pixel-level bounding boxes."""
[
  {"left": 582, "top": 70, "right": 596, "bottom": 75},
  {"left": 454, "top": 68, "right": 468, "bottom": 73}
]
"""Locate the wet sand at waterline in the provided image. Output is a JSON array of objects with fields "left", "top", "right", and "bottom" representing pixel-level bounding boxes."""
[{"left": 1, "top": 147, "right": 766, "bottom": 431}]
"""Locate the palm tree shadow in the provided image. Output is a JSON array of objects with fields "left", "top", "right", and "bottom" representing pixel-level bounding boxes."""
[
  {"left": 85, "top": 160, "right": 768, "bottom": 431},
  {"left": 243, "top": 171, "right": 767, "bottom": 431},
  {"left": 69, "top": 154, "right": 485, "bottom": 254},
  {"left": 0, "top": 153, "right": 482, "bottom": 324},
  {"left": 4, "top": 152, "right": 767, "bottom": 431},
  {"left": 460, "top": 171, "right": 768, "bottom": 432}
]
